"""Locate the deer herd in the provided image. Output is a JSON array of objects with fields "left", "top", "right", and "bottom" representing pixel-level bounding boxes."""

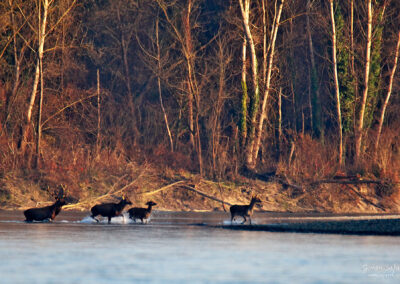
[{"left": 23, "top": 188, "right": 262, "bottom": 225}]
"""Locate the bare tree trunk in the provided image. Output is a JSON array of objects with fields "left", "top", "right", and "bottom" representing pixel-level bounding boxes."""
[
  {"left": 329, "top": 0, "right": 343, "bottom": 166},
  {"left": 6, "top": 0, "right": 26, "bottom": 128},
  {"left": 36, "top": 0, "right": 53, "bottom": 168},
  {"left": 250, "top": 0, "right": 284, "bottom": 166},
  {"left": 116, "top": 5, "right": 132, "bottom": 100},
  {"left": 375, "top": 31, "right": 400, "bottom": 155},
  {"left": 306, "top": 0, "right": 321, "bottom": 138},
  {"left": 349, "top": 0, "right": 358, "bottom": 134},
  {"left": 185, "top": 1, "right": 202, "bottom": 176},
  {"left": 278, "top": 87, "right": 282, "bottom": 144},
  {"left": 288, "top": 18, "right": 297, "bottom": 132},
  {"left": 262, "top": 0, "right": 267, "bottom": 101},
  {"left": 240, "top": 36, "right": 248, "bottom": 147},
  {"left": 156, "top": 17, "right": 174, "bottom": 152},
  {"left": 157, "top": 0, "right": 201, "bottom": 173},
  {"left": 307, "top": 64, "right": 313, "bottom": 132},
  {"left": 21, "top": 0, "right": 50, "bottom": 156},
  {"left": 355, "top": 0, "right": 372, "bottom": 163},
  {"left": 211, "top": 38, "right": 227, "bottom": 176},
  {"left": 10, "top": 0, "right": 21, "bottom": 101},
  {"left": 116, "top": 5, "right": 139, "bottom": 145},
  {"left": 96, "top": 69, "right": 101, "bottom": 156},
  {"left": 188, "top": 82, "right": 195, "bottom": 150},
  {"left": 238, "top": 0, "right": 259, "bottom": 168},
  {"left": 36, "top": 38, "right": 44, "bottom": 168}
]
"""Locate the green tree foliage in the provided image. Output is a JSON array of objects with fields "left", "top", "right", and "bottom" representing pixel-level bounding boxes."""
[
  {"left": 334, "top": 2, "right": 355, "bottom": 134},
  {"left": 365, "top": 5, "right": 384, "bottom": 129}
]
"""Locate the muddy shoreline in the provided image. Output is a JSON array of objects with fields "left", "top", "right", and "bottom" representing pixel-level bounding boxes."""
[{"left": 217, "top": 216, "right": 400, "bottom": 236}]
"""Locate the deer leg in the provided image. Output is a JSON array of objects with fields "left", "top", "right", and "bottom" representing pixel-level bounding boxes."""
[
  {"left": 91, "top": 215, "right": 99, "bottom": 223},
  {"left": 249, "top": 217, "right": 252, "bottom": 225},
  {"left": 108, "top": 217, "right": 111, "bottom": 224}
]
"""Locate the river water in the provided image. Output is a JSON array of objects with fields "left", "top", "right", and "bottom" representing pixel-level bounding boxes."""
[{"left": 1, "top": 210, "right": 400, "bottom": 283}]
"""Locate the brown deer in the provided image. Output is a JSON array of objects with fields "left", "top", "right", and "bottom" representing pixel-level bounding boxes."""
[
  {"left": 90, "top": 196, "right": 132, "bottom": 224},
  {"left": 24, "top": 187, "right": 66, "bottom": 222},
  {"left": 230, "top": 196, "right": 262, "bottom": 225},
  {"left": 128, "top": 201, "right": 157, "bottom": 224}
]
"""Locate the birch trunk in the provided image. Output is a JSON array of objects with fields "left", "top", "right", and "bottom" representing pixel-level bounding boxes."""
[
  {"left": 355, "top": 0, "right": 372, "bottom": 163},
  {"left": 238, "top": 0, "right": 259, "bottom": 168},
  {"left": 21, "top": 0, "right": 50, "bottom": 155},
  {"left": 350, "top": 0, "right": 357, "bottom": 132},
  {"left": 36, "top": 41, "right": 44, "bottom": 167},
  {"left": 179, "top": 0, "right": 195, "bottom": 152},
  {"left": 250, "top": 0, "right": 284, "bottom": 166},
  {"left": 36, "top": 0, "right": 52, "bottom": 167},
  {"left": 329, "top": 0, "right": 343, "bottom": 166},
  {"left": 375, "top": 31, "right": 400, "bottom": 155}
]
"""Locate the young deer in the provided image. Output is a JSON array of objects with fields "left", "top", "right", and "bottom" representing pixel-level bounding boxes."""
[
  {"left": 90, "top": 196, "right": 132, "bottom": 224},
  {"left": 230, "top": 196, "right": 262, "bottom": 225},
  {"left": 128, "top": 201, "right": 157, "bottom": 224},
  {"left": 24, "top": 187, "right": 67, "bottom": 222}
]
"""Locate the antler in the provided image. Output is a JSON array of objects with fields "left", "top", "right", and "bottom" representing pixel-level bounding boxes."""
[
  {"left": 45, "top": 186, "right": 57, "bottom": 199},
  {"left": 58, "top": 184, "right": 66, "bottom": 199},
  {"left": 50, "top": 184, "right": 66, "bottom": 200}
]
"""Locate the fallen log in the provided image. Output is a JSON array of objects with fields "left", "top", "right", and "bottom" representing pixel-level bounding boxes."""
[
  {"left": 346, "top": 184, "right": 386, "bottom": 211},
  {"left": 181, "top": 185, "right": 232, "bottom": 206},
  {"left": 273, "top": 177, "right": 303, "bottom": 191},
  {"left": 139, "top": 180, "right": 186, "bottom": 196},
  {"left": 139, "top": 181, "right": 231, "bottom": 206}
]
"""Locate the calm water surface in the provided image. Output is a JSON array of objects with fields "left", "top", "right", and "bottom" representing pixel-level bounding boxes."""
[{"left": 1, "top": 210, "right": 400, "bottom": 283}]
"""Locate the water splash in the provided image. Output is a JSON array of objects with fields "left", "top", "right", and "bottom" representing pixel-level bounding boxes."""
[
  {"left": 223, "top": 219, "right": 258, "bottom": 225},
  {"left": 77, "top": 212, "right": 134, "bottom": 224}
]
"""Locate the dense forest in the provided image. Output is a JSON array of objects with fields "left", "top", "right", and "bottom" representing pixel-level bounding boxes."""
[{"left": 0, "top": 0, "right": 399, "bottom": 210}]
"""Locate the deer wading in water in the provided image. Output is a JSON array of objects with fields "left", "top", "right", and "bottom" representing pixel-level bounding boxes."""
[
  {"left": 24, "top": 187, "right": 67, "bottom": 222},
  {"left": 230, "top": 196, "right": 262, "bottom": 225},
  {"left": 90, "top": 196, "right": 132, "bottom": 224},
  {"left": 128, "top": 201, "right": 157, "bottom": 224}
]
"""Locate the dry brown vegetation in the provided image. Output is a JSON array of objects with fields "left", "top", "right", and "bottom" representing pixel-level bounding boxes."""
[
  {"left": 1, "top": 134, "right": 399, "bottom": 213},
  {"left": 1, "top": 1, "right": 400, "bottom": 213}
]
